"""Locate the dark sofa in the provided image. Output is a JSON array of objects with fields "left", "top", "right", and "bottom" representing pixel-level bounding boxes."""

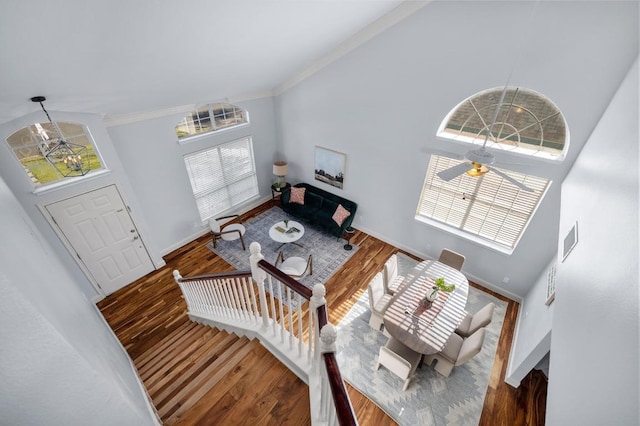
[{"left": 280, "top": 183, "right": 357, "bottom": 238}]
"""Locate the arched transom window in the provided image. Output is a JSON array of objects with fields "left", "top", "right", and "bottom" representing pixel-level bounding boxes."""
[
  {"left": 417, "top": 87, "right": 566, "bottom": 253},
  {"left": 438, "top": 87, "right": 568, "bottom": 160},
  {"left": 6, "top": 121, "right": 103, "bottom": 187},
  {"left": 175, "top": 102, "right": 248, "bottom": 140}
]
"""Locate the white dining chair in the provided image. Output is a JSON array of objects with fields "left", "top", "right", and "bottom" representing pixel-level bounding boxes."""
[
  {"left": 423, "top": 328, "right": 486, "bottom": 377},
  {"left": 367, "top": 272, "right": 392, "bottom": 331},
  {"left": 376, "top": 337, "right": 422, "bottom": 391},
  {"left": 455, "top": 302, "right": 495, "bottom": 338},
  {"left": 383, "top": 254, "right": 405, "bottom": 295},
  {"left": 438, "top": 248, "right": 465, "bottom": 271}
]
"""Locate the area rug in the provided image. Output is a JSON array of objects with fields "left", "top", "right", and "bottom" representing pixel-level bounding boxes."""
[
  {"left": 336, "top": 254, "right": 507, "bottom": 426},
  {"left": 207, "top": 206, "right": 358, "bottom": 291}
]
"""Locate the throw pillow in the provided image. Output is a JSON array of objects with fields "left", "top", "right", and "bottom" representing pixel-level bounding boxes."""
[
  {"left": 290, "top": 187, "right": 306, "bottom": 205},
  {"left": 332, "top": 204, "right": 351, "bottom": 226}
]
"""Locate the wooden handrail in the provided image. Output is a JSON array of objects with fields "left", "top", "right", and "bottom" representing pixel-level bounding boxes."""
[
  {"left": 176, "top": 270, "right": 252, "bottom": 282},
  {"left": 324, "top": 354, "right": 358, "bottom": 426}
]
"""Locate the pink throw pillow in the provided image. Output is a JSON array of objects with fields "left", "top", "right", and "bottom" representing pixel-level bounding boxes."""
[
  {"left": 290, "top": 187, "right": 306, "bottom": 205},
  {"left": 332, "top": 204, "right": 351, "bottom": 226}
]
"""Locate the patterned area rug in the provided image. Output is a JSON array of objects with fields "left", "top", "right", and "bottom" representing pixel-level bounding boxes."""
[
  {"left": 336, "top": 254, "right": 507, "bottom": 426},
  {"left": 207, "top": 206, "right": 358, "bottom": 290}
]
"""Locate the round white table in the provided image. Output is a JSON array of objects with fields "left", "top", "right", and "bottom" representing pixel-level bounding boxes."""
[{"left": 268, "top": 220, "right": 305, "bottom": 249}]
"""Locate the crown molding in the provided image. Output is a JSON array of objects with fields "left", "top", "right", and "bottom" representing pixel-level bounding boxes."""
[
  {"left": 273, "top": 0, "right": 431, "bottom": 96},
  {"left": 102, "top": 90, "right": 275, "bottom": 127},
  {"left": 102, "top": 104, "right": 196, "bottom": 127}
]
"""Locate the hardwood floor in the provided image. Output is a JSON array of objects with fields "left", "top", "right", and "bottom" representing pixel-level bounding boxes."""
[{"left": 98, "top": 200, "right": 547, "bottom": 425}]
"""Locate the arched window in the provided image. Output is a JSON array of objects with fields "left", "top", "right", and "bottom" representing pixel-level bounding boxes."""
[
  {"left": 6, "top": 121, "right": 103, "bottom": 187},
  {"left": 416, "top": 87, "right": 565, "bottom": 253},
  {"left": 175, "top": 102, "right": 248, "bottom": 140},
  {"left": 438, "top": 87, "right": 568, "bottom": 160}
]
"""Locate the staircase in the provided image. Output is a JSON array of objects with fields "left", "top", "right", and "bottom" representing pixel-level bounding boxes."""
[{"left": 172, "top": 242, "right": 357, "bottom": 425}]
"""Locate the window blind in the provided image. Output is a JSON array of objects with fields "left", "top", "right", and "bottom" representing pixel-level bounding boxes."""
[
  {"left": 416, "top": 155, "right": 549, "bottom": 249},
  {"left": 184, "top": 136, "right": 258, "bottom": 221}
]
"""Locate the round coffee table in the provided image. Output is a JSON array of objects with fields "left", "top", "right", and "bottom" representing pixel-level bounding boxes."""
[{"left": 269, "top": 220, "right": 305, "bottom": 249}]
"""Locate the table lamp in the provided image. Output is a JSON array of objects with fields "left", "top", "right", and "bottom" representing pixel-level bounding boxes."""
[{"left": 273, "top": 161, "right": 288, "bottom": 187}]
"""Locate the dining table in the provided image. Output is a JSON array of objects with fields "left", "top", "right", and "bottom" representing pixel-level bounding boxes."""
[{"left": 383, "top": 259, "right": 469, "bottom": 355}]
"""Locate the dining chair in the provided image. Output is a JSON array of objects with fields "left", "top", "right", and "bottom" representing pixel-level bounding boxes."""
[
  {"left": 423, "top": 328, "right": 486, "bottom": 377},
  {"left": 208, "top": 215, "right": 246, "bottom": 250},
  {"left": 376, "top": 337, "right": 422, "bottom": 391},
  {"left": 438, "top": 248, "right": 465, "bottom": 271},
  {"left": 383, "top": 254, "right": 405, "bottom": 295},
  {"left": 367, "top": 272, "right": 393, "bottom": 331},
  {"left": 274, "top": 252, "right": 313, "bottom": 280},
  {"left": 455, "top": 302, "right": 495, "bottom": 338}
]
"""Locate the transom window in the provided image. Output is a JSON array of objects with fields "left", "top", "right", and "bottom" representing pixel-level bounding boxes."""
[
  {"left": 439, "top": 87, "right": 567, "bottom": 160},
  {"left": 176, "top": 103, "right": 248, "bottom": 140},
  {"left": 6, "top": 121, "right": 103, "bottom": 187},
  {"left": 184, "top": 136, "right": 258, "bottom": 221}
]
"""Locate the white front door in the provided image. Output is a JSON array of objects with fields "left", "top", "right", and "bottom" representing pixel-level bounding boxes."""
[{"left": 45, "top": 185, "right": 155, "bottom": 295}]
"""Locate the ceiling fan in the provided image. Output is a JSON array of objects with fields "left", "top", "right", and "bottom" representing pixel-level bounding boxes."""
[{"left": 431, "top": 86, "right": 535, "bottom": 193}]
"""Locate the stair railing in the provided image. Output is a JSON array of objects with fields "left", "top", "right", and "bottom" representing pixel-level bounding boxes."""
[{"left": 174, "top": 241, "right": 357, "bottom": 426}]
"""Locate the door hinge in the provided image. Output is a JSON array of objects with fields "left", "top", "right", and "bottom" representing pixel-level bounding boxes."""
[
  {"left": 76, "top": 253, "right": 82, "bottom": 261},
  {"left": 51, "top": 215, "right": 58, "bottom": 225},
  {"left": 127, "top": 205, "right": 132, "bottom": 213}
]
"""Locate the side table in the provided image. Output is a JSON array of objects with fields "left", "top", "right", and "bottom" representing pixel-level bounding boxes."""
[
  {"left": 343, "top": 227, "right": 355, "bottom": 251},
  {"left": 271, "top": 182, "right": 291, "bottom": 200}
]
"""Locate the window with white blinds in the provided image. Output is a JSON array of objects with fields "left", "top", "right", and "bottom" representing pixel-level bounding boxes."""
[
  {"left": 416, "top": 155, "right": 550, "bottom": 251},
  {"left": 184, "top": 136, "right": 258, "bottom": 221}
]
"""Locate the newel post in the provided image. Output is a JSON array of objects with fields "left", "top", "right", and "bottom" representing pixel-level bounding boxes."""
[{"left": 249, "top": 242, "right": 269, "bottom": 330}]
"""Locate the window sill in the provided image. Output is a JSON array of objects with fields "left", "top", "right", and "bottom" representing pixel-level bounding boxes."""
[
  {"left": 32, "top": 169, "right": 112, "bottom": 195},
  {"left": 414, "top": 215, "right": 514, "bottom": 255}
]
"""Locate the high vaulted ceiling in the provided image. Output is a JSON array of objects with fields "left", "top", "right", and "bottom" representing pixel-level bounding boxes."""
[{"left": 0, "top": 0, "right": 415, "bottom": 124}]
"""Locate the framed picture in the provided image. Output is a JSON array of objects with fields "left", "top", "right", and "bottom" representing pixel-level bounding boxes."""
[
  {"left": 545, "top": 263, "right": 556, "bottom": 306},
  {"left": 314, "top": 146, "right": 346, "bottom": 189}
]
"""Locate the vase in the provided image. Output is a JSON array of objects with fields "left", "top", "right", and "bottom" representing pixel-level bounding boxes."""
[{"left": 426, "top": 286, "right": 439, "bottom": 302}]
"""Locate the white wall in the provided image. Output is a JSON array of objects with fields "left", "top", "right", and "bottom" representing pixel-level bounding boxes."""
[
  {"left": 274, "top": 0, "right": 638, "bottom": 298},
  {"left": 0, "top": 176, "right": 159, "bottom": 425},
  {"left": 0, "top": 111, "right": 166, "bottom": 301},
  {"left": 106, "top": 96, "right": 278, "bottom": 254},
  {"left": 505, "top": 255, "right": 555, "bottom": 386},
  {"left": 546, "top": 58, "right": 639, "bottom": 425}
]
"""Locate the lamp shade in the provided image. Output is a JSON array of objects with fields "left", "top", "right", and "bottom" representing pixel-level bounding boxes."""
[{"left": 273, "top": 161, "right": 288, "bottom": 176}]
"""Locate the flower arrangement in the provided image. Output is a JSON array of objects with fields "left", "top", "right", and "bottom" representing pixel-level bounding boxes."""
[{"left": 434, "top": 277, "right": 455, "bottom": 292}]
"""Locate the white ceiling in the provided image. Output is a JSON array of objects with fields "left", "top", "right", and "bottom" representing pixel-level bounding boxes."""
[{"left": 0, "top": 0, "right": 413, "bottom": 124}]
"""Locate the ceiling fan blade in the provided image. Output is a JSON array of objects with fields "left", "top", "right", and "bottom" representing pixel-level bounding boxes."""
[
  {"left": 490, "top": 167, "right": 534, "bottom": 192},
  {"left": 437, "top": 162, "right": 473, "bottom": 181}
]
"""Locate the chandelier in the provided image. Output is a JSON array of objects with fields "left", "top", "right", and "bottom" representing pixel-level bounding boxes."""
[{"left": 31, "top": 96, "right": 90, "bottom": 177}]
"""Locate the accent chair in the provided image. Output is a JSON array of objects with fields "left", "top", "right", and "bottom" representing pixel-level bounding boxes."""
[
  {"left": 208, "top": 215, "right": 246, "bottom": 250},
  {"left": 275, "top": 252, "right": 313, "bottom": 280}
]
